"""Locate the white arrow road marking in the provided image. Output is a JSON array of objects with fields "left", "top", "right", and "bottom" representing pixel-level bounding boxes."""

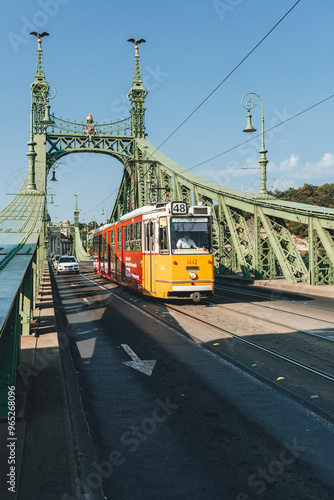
[
  {"left": 121, "top": 344, "right": 157, "bottom": 376},
  {"left": 83, "top": 297, "right": 93, "bottom": 305}
]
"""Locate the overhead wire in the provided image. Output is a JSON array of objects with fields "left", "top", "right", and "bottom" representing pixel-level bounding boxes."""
[
  {"left": 85, "top": 0, "right": 302, "bottom": 216},
  {"left": 83, "top": 187, "right": 119, "bottom": 216},
  {"left": 123, "top": 0, "right": 303, "bottom": 203},
  {"left": 148, "top": 0, "right": 302, "bottom": 157},
  {"left": 189, "top": 93, "right": 334, "bottom": 171}
]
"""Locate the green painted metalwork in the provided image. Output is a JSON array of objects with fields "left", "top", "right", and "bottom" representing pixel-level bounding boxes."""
[
  {"left": 308, "top": 218, "right": 334, "bottom": 285},
  {"left": 128, "top": 43, "right": 148, "bottom": 138},
  {"left": 220, "top": 198, "right": 253, "bottom": 278},
  {"left": 46, "top": 132, "right": 134, "bottom": 164},
  {"left": 49, "top": 115, "right": 131, "bottom": 135}
]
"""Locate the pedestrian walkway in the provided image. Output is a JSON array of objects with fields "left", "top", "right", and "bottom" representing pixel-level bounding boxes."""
[{"left": 0, "top": 264, "right": 77, "bottom": 500}]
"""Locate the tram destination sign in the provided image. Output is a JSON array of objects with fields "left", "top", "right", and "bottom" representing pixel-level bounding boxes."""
[{"left": 171, "top": 201, "right": 187, "bottom": 215}]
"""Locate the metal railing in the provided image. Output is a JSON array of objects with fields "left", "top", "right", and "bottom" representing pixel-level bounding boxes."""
[{"left": 49, "top": 114, "right": 132, "bottom": 136}]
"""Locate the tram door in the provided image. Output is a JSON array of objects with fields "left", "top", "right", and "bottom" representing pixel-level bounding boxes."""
[{"left": 144, "top": 221, "right": 155, "bottom": 294}]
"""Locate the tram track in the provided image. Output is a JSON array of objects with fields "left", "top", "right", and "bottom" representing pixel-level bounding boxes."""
[
  {"left": 212, "top": 284, "right": 334, "bottom": 340},
  {"left": 155, "top": 303, "right": 334, "bottom": 381},
  {"left": 202, "top": 298, "right": 334, "bottom": 343},
  {"left": 79, "top": 266, "right": 334, "bottom": 417},
  {"left": 215, "top": 281, "right": 334, "bottom": 314},
  {"left": 143, "top": 301, "right": 334, "bottom": 418}
]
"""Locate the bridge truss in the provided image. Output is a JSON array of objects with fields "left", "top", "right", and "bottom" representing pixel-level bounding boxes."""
[{"left": 43, "top": 40, "right": 334, "bottom": 286}]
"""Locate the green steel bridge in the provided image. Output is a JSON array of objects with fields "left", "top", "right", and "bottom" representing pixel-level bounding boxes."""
[{"left": 1, "top": 36, "right": 334, "bottom": 416}]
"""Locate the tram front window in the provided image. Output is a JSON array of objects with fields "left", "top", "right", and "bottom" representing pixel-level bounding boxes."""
[{"left": 171, "top": 217, "right": 211, "bottom": 253}]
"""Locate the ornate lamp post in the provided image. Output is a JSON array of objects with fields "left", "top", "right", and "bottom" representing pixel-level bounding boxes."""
[{"left": 241, "top": 92, "right": 269, "bottom": 197}]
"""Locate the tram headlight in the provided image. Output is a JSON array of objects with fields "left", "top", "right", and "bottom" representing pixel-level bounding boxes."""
[{"left": 189, "top": 272, "right": 197, "bottom": 280}]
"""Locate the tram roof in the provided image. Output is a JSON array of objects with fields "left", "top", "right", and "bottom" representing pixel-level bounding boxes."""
[
  {"left": 94, "top": 202, "right": 212, "bottom": 235},
  {"left": 93, "top": 204, "right": 166, "bottom": 234},
  {"left": 119, "top": 204, "right": 167, "bottom": 222}
]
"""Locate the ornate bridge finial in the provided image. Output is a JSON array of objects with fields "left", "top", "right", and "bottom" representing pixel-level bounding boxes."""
[
  {"left": 30, "top": 31, "right": 49, "bottom": 81},
  {"left": 30, "top": 31, "right": 49, "bottom": 44},
  {"left": 127, "top": 38, "right": 146, "bottom": 52}
]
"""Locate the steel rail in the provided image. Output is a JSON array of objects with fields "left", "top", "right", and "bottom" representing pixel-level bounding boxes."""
[
  {"left": 202, "top": 298, "right": 334, "bottom": 343},
  {"left": 208, "top": 289, "right": 334, "bottom": 342},
  {"left": 214, "top": 282, "right": 334, "bottom": 315},
  {"left": 158, "top": 304, "right": 334, "bottom": 383}
]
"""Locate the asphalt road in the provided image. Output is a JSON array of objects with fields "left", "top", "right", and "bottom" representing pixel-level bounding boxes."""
[{"left": 55, "top": 270, "right": 334, "bottom": 500}]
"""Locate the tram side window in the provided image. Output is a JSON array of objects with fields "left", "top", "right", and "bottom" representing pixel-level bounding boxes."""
[
  {"left": 108, "top": 231, "right": 111, "bottom": 255},
  {"left": 159, "top": 217, "right": 169, "bottom": 254},
  {"left": 130, "top": 223, "right": 136, "bottom": 251},
  {"left": 117, "top": 227, "right": 121, "bottom": 252},
  {"left": 99, "top": 235, "right": 103, "bottom": 258},
  {"left": 111, "top": 229, "right": 115, "bottom": 251},
  {"left": 126, "top": 224, "right": 131, "bottom": 251},
  {"left": 135, "top": 221, "right": 141, "bottom": 251},
  {"left": 93, "top": 236, "right": 98, "bottom": 254},
  {"left": 104, "top": 233, "right": 108, "bottom": 258}
]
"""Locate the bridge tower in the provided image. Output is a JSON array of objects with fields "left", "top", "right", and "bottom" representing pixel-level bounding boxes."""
[
  {"left": 128, "top": 42, "right": 148, "bottom": 138},
  {"left": 28, "top": 34, "right": 55, "bottom": 196}
]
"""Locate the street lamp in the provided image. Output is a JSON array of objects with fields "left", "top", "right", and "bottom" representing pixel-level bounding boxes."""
[
  {"left": 241, "top": 92, "right": 269, "bottom": 197},
  {"left": 101, "top": 204, "right": 108, "bottom": 223},
  {"left": 47, "top": 187, "right": 56, "bottom": 204}
]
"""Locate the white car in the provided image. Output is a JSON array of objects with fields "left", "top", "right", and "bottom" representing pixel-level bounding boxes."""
[{"left": 57, "top": 256, "right": 79, "bottom": 275}]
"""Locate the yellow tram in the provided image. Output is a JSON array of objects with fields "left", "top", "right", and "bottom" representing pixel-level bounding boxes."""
[{"left": 93, "top": 201, "right": 214, "bottom": 302}]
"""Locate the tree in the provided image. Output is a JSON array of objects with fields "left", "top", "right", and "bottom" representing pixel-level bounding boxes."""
[{"left": 269, "top": 183, "right": 334, "bottom": 237}]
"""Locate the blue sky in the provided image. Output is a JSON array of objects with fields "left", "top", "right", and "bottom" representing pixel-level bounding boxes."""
[{"left": 1, "top": 0, "right": 333, "bottom": 224}]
